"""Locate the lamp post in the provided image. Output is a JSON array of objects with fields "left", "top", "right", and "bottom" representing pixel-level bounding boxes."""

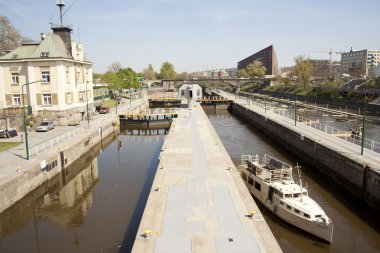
[
  {"left": 361, "top": 95, "right": 368, "bottom": 155},
  {"left": 22, "top": 80, "right": 41, "bottom": 160},
  {"left": 86, "top": 81, "right": 90, "bottom": 126},
  {"left": 294, "top": 93, "right": 297, "bottom": 126}
]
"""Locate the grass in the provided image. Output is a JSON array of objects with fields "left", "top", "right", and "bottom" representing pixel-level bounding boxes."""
[{"left": 0, "top": 142, "right": 21, "bottom": 152}]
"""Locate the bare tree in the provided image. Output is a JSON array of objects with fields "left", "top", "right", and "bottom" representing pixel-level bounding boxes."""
[
  {"left": 108, "top": 61, "right": 123, "bottom": 73},
  {"left": 0, "top": 16, "right": 22, "bottom": 53},
  {"left": 143, "top": 64, "right": 156, "bottom": 80}
]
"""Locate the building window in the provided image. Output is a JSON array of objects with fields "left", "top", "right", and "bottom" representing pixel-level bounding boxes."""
[
  {"left": 13, "top": 94, "right": 21, "bottom": 106},
  {"left": 43, "top": 94, "right": 52, "bottom": 105},
  {"left": 41, "top": 71, "right": 50, "bottom": 83},
  {"left": 11, "top": 73, "right": 19, "bottom": 84}
]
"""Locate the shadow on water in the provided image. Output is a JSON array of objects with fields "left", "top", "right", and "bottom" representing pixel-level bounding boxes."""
[
  {"left": 117, "top": 137, "right": 163, "bottom": 253},
  {"left": 203, "top": 104, "right": 380, "bottom": 253}
]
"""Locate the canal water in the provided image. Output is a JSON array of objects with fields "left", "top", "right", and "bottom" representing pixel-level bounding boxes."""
[
  {"left": 1, "top": 105, "right": 379, "bottom": 253},
  {"left": 0, "top": 132, "right": 165, "bottom": 253},
  {"left": 203, "top": 105, "right": 380, "bottom": 253}
]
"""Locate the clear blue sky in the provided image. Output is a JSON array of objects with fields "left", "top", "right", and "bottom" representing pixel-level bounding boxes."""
[{"left": 1, "top": 0, "right": 379, "bottom": 74}]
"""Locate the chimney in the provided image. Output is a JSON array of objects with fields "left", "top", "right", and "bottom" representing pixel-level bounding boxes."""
[
  {"left": 51, "top": 26, "right": 73, "bottom": 56},
  {"left": 40, "top": 33, "right": 46, "bottom": 41}
]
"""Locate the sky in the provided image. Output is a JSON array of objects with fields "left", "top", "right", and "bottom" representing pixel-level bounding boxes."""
[{"left": 1, "top": 0, "right": 379, "bottom": 74}]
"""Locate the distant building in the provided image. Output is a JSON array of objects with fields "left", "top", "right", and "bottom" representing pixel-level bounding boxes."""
[
  {"left": 237, "top": 45, "right": 281, "bottom": 76},
  {"left": 0, "top": 24, "right": 93, "bottom": 125},
  {"left": 310, "top": 59, "right": 330, "bottom": 78},
  {"left": 340, "top": 48, "right": 380, "bottom": 77},
  {"left": 373, "top": 65, "right": 380, "bottom": 78}
]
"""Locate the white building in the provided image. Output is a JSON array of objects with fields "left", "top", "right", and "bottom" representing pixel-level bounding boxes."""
[
  {"left": 179, "top": 84, "right": 202, "bottom": 100},
  {"left": 0, "top": 24, "right": 93, "bottom": 125},
  {"left": 340, "top": 48, "right": 380, "bottom": 77}
]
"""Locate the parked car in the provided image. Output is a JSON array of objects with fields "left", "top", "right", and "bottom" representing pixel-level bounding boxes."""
[
  {"left": 36, "top": 121, "right": 55, "bottom": 132},
  {"left": 98, "top": 106, "right": 110, "bottom": 114}
]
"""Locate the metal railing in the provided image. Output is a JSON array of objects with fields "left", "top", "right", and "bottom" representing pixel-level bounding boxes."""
[
  {"left": 29, "top": 99, "right": 147, "bottom": 157},
  {"left": 219, "top": 90, "right": 380, "bottom": 154}
]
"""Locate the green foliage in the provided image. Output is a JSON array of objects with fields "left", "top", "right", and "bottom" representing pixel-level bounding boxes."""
[
  {"left": 246, "top": 61, "right": 266, "bottom": 78},
  {"left": 116, "top": 68, "right": 140, "bottom": 89},
  {"left": 176, "top": 72, "right": 189, "bottom": 80},
  {"left": 101, "top": 71, "right": 119, "bottom": 92},
  {"left": 160, "top": 61, "right": 176, "bottom": 79},
  {"left": 294, "top": 56, "right": 314, "bottom": 91},
  {"left": 0, "top": 142, "right": 20, "bottom": 152},
  {"left": 237, "top": 69, "right": 248, "bottom": 78},
  {"left": 266, "top": 85, "right": 303, "bottom": 93},
  {"left": 241, "top": 83, "right": 260, "bottom": 92}
]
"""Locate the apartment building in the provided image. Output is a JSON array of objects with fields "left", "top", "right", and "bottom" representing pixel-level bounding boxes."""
[
  {"left": 340, "top": 48, "right": 380, "bottom": 77},
  {"left": 0, "top": 24, "right": 93, "bottom": 125}
]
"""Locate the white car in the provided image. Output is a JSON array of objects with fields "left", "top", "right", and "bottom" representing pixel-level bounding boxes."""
[{"left": 36, "top": 121, "right": 55, "bottom": 132}]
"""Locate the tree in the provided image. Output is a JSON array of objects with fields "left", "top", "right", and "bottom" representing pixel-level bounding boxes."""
[
  {"left": 294, "top": 56, "right": 314, "bottom": 91},
  {"left": 143, "top": 64, "right": 156, "bottom": 80},
  {"left": 160, "top": 61, "right": 176, "bottom": 79},
  {"left": 0, "top": 16, "right": 22, "bottom": 53},
  {"left": 246, "top": 60, "right": 267, "bottom": 78},
  {"left": 108, "top": 61, "right": 122, "bottom": 73},
  {"left": 176, "top": 72, "right": 189, "bottom": 80},
  {"left": 102, "top": 71, "right": 119, "bottom": 97},
  {"left": 237, "top": 69, "right": 248, "bottom": 78},
  {"left": 116, "top": 68, "right": 140, "bottom": 89}
]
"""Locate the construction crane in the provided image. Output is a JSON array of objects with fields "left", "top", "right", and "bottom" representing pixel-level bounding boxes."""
[{"left": 304, "top": 48, "right": 344, "bottom": 78}]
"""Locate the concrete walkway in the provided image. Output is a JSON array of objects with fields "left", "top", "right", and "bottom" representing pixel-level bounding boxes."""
[
  {"left": 0, "top": 99, "right": 146, "bottom": 190},
  {"left": 221, "top": 91, "right": 380, "bottom": 168},
  {"left": 132, "top": 104, "right": 281, "bottom": 253}
]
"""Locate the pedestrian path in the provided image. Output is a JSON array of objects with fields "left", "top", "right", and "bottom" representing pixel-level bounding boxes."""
[{"left": 132, "top": 104, "right": 281, "bottom": 253}]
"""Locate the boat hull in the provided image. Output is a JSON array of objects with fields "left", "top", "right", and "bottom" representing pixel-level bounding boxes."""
[{"left": 239, "top": 165, "right": 333, "bottom": 243}]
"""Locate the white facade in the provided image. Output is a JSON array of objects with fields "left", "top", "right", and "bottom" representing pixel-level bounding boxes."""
[
  {"left": 341, "top": 49, "right": 380, "bottom": 77},
  {"left": 0, "top": 30, "right": 93, "bottom": 125},
  {"left": 179, "top": 84, "right": 203, "bottom": 100}
]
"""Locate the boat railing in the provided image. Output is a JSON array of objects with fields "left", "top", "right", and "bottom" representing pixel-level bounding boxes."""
[{"left": 241, "top": 154, "right": 259, "bottom": 165}]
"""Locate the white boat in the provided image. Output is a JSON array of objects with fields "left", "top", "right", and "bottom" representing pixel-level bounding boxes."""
[{"left": 238, "top": 154, "right": 333, "bottom": 243}]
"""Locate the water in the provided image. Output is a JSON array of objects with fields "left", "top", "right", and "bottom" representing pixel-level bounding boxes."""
[
  {"left": 1, "top": 104, "right": 380, "bottom": 253},
  {"left": 203, "top": 105, "right": 380, "bottom": 253},
  {"left": 0, "top": 132, "right": 165, "bottom": 253}
]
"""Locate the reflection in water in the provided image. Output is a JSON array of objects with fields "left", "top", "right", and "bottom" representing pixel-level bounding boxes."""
[
  {"left": 0, "top": 131, "right": 165, "bottom": 253},
  {"left": 203, "top": 105, "right": 380, "bottom": 253}
]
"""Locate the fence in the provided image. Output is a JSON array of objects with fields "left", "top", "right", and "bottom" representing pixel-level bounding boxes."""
[
  {"left": 29, "top": 99, "right": 147, "bottom": 157},
  {"left": 220, "top": 90, "right": 380, "bottom": 154}
]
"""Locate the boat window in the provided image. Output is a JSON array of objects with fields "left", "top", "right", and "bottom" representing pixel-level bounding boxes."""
[
  {"left": 280, "top": 201, "right": 284, "bottom": 205},
  {"left": 304, "top": 213, "right": 310, "bottom": 218},
  {"left": 315, "top": 215, "right": 322, "bottom": 218},
  {"left": 295, "top": 209, "right": 300, "bottom": 214},
  {"left": 303, "top": 192, "right": 308, "bottom": 196},
  {"left": 254, "top": 182, "right": 261, "bottom": 191},
  {"left": 241, "top": 172, "right": 248, "bottom": 180},
  {"left": 286, "top": 205, "right": 291, "bottom": 210},
  {"left": 285, "top": 194, "right": 292, "bottom": 198},
  {"left": 248, "top": 177, "right": 253, "bottom": 185},
  {"left": 278, "top": 192, "right": 284, "bottom": 198},
  {"left": 294, "top": 193, "right": 300, "bottom": 198}
]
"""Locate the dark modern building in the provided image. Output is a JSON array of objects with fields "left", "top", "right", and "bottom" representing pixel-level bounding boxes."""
[{"left": 237, "top": 45, "right": 281, "bottom": 76}]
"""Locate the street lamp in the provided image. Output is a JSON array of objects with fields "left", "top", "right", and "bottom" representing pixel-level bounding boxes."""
[
  {"left": 294, "top": 93, "right": 297, "bottom": 126},
  {"left": 22, "top": 80, "right": 42, "bottom": 160},
  {"left": 86, "top": 81, "right": 90, "bottom": 126},
  {"left": 361, "top": 95, "right": 368, "bottom": 155}
]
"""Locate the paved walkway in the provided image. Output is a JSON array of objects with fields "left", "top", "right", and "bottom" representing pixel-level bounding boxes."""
[
  {"left": 132, "top": 104, "right": 281, "bottom": 253},
  {"left": 221, "top": 91, "right": 380, "bottom": 169},
  {"left": 0, "top": 99, "right": 146, "bottom": 187}
]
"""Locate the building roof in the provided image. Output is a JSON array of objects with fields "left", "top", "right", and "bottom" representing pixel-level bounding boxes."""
[{"left": 0, "top": 33, "right": 72, "bottom": 60}]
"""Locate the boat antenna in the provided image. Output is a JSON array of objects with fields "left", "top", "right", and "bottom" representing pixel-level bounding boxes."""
[{"left": 296, "top": 163, "right": 304, "bottom": 203}]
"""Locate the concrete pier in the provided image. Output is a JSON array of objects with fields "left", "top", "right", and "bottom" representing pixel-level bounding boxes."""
[
  {"left": 225, "top": 93, "right": 380, "bottom": 211},
  {"left": 132, "top": 104, "right": 281, "bottom": 253}
]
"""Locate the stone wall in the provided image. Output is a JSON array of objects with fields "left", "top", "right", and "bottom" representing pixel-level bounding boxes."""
[{"left": 229, "top": 103, "right": 380, "bottom": 211}]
